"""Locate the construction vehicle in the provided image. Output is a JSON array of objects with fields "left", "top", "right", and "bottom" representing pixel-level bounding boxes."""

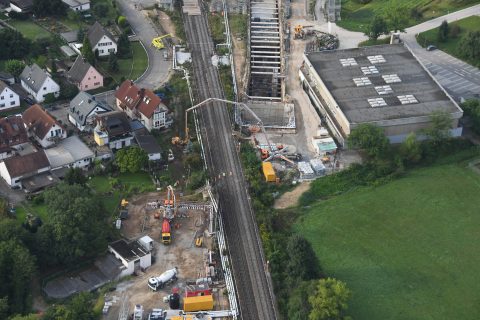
[
  {"left": 294, "top": 24, "right": 314, "bottom": 40},
  {"left": 148, "top": 267, "right": 178, "bottom": 291},
  {"left": 148, "top": 308, "right": 167, "bottom": 320},
  {"left": 121, "top": 199, "right": 129, "bottom": 209},
  {"left": 160, "top": 185, "right": 176, "bottom": 244},
  {"left": 132, "top": 304, "right": 144, "bottom": 320},
  {"left": 152, "top": 34, "right": 172, "bottom": 49},
  {"left": 161, "top": 219, "right": 172, "bottom": 244}
]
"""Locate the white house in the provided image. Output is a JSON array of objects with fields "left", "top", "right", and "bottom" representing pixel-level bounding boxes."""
[
  {"left": 22, "top": 104, "right": 66, "bottom": 148},
  {"left": 94, "top": 111, "right": 134, "bottom": 150},
  {"left": 0, "top": 115, "right": 30, "bottom": 160},
  {"left": 87, "top": 22, "right": 117, "bottom": 57},
  {"left": 0, "top": 81, "right": 20, "bottom": 110},
  {"left": 108, "top": 239, "right": 151, "bottom": 278},
  {"left": 62, "top": 0, "right": 90, "bottom": 11},
  {"left": 135, "top": 134, "right": 162, "bottom": 161},
  {"left": 69, "top": 91, "right": 111, "bottom": 131},
  {"left": 0, "top": 150, "right": 50, "bottom": 188},
  {"left": 45, "top": 136, "right": 95, "bottom": 170},
  {"left": 20, "top": 64, "right": 60, "bottom": 103}
]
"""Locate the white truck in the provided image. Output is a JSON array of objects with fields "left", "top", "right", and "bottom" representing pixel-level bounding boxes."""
[{"left": 148, "top": 267, "right": 178, "bottom": 291}]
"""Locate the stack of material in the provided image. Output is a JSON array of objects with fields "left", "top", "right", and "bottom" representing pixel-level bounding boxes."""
[
  {"left": 298, "top": 161, "right": 315, "bottom": 180},
  {"left": 183, "top": 0, "right": 201, "bottom": 15},
  {"left": 309, "top": 158, "right": 326, "bottom": 176}
]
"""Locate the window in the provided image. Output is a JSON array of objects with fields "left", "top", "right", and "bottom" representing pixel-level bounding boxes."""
[
  {"left": 94, "top": 82, "right": 100, "bottom": 86},
  {"left": 100, "top": 50, "right": 104, "bottom": 53},
  {"left": 43, "top": 87, "right": 46, "bottom": 90},
  {"left": 0, "top": 96, "right": 3, "bottom": 100},
  {"left": 108, "top": 48, "right": 115, "bottom": 52},
  {"left": 10, "top": 101, "right": 15, "bottom": 105},
  {"left": 88, "top": 77, "right": 91, "bottom": 80},
  {"left": 9, "top": 94, "right": 13, "bottom": 98},
  {"left": 94, "top": 76, "right": 96, "bottom": 79},
  {"left": 0, "top": 104, "right": 4, "bottom": 108},
  {"left": 85, "top": 85, "right": 88, "bottom": 89}
]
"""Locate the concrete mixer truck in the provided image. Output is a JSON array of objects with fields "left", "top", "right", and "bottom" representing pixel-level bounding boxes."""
[{"left": 148, "top": 267, "right": 178, "bottom": 291}]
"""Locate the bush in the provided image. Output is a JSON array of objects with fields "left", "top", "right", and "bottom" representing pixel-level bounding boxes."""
[
  {"left": 117, "top": 16, "right": 127, "bottom": 28},
  {"left": 8, "top": 11, "right": 28, "bottom": 20},
  {"left": 93, "top": 3, "right": 109, "bottom": 17}
]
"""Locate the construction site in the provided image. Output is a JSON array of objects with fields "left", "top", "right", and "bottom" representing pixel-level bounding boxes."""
[{"left": 101, "top": 186, "right": 236, "bottom": 320}]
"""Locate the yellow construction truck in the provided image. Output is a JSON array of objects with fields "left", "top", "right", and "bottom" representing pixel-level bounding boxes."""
[{"left": 152, "top": 34, "right": 172, "bottom": 49}]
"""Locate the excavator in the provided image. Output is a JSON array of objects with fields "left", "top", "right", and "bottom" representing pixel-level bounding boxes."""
[
  {"left": 293, "top": 25, "right": 314, "bottom": 40},
  {"left": 152, "top": 34, "right": 172, "bottom": 49}
]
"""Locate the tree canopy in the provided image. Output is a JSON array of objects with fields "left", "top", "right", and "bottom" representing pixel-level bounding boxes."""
[
  {"left": 5, "top": 60, "right": 26, "bottom": 78},
  {"left": 308, "top": 278, "right": 351, "bottom": 320},
  {"left": 33, "top": 0, "right": 67, "bottom": 17},
  {"left": 366, "top": 15, "right": 388, "bottom": 41},
  {"left": 347, "top": 124, "right": 390, "bottom": 159},
  {"left": 35, "top": 184, "right": 108, "bottom": 266},
  {"left": 64, "top": 167, "right": 87, "bottom": 186},
  {"left": 42, "top": 292, "right": 99, "bottom": 320},
  {"left": 286, "top": 235, "right": 321, "bottom": 283},
  {"left": 422, "top": 111, "right": 452, "bottom": 145},
  {"left": 399, "top": 132, "right": 422, "bottom": 165},
  {"left": 459, "top": 31, "right": 480, "bottom": 63},
  {"left": 438, "top": 20, "right": 449, "bottom": 42},
  {"left": 0, "top": 29, "right": 31, "bottom": 60},
  {"left": 81, "top": 36, "right": 95, "bottom": 66},
  {"left": 461, "top": 99, "right": 480, "bottom": 134},
  {"left": 383, "top": 1, "right": 409, "bottom": 33},
  {"left": 116, "top": 32, "right": 131, "bottom": 58},
  {"left": 115, "top": 146, "right": 148, "bottom": 173}
]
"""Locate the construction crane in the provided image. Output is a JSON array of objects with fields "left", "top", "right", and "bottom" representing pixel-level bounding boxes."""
[
  {"left": 152, "top": 34, "right": 172, "bottom": 49},
  {"left": 164, "top": 185, "right": 176, "bottom": 220},
  {"left": 294, "top": 25, "right": 314, "bottom": 40}
]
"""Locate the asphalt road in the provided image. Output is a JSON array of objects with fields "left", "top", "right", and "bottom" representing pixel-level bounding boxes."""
[
  {"left": 116, "top": 0, "right": 171, "bottom": 89},
  {"left": 184, "top": 12, "right": 278, "bottom": 320},
  {"left": 402, "top": 5, "right": 480, "bottom": 101}
]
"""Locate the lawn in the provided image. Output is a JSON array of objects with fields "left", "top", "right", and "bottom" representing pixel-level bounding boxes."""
[
  {"left": 358, "top": 36, "right": 390, "bottom": 47},
  {"left": 16, "top": 202, "right": 49, "bottom": 225},
  {"left": 417, "top": 16, "right": 480, "bottom": 67},
  {"left": 9, "top": 20, "right": 52, "bottom": 40},
  {"left": 337, "top": 0, "right": 480, "bottom": 32},
  {"left": 295, "top": 158, "right": 480, "bottom": 319},
  {"left": 99, "top": 41, "right": 148, "bottom": 83}
]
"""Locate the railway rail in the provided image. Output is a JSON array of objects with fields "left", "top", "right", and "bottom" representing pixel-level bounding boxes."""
[{"left": 183, "top": 12, "right": 278, "bottom": 320}]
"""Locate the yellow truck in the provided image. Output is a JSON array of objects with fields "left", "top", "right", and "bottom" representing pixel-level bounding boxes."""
[{"left": 262, "top": 161, "right": 277, "bottom": 182}]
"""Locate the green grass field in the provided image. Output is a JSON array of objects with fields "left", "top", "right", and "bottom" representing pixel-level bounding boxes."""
[
  {"left": 417, "top": 16, "right": 480, "bottom": 67},
  {"left": 295, "top": 159, "right": 480, "bottom": 319},
  {"left": 337, "top": 0, "right": 480, "bottom": 32},
  {"left": 99, "top": 42, "right": 148, "bottom": 83},
  {"left": 9, "top": 20, "right": 51, "bottom": 40}
]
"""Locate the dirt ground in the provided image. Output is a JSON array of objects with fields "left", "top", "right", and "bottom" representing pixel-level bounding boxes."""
[
  {"left": 274, "top": 181, "right": 311, "bottom": 209},
  {"left": 104, "top": 192, "right": 230, "bottom": 319},
  {"left": 232, "top": 37, "right": 247, "bottom": 94}
]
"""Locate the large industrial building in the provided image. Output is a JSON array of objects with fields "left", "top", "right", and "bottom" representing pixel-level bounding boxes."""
[{"left": 299, "top": 44, "right": 463, "bottom": 146}]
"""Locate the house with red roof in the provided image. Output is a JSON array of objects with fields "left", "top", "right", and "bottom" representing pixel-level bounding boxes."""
[
  {"left": 114, "top": 80, "right": 171, "bottom": 132},
  {"left": 22, "top": 104, "right": 66, "bottom": 148}
]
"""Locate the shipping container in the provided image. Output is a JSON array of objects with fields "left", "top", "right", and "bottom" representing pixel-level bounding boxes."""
[
  {"left": 262, "top": 161, "right": 277, "bottom": 182},
  {"left": 183, "top": 295, "right": 214, "bottom": 312}
]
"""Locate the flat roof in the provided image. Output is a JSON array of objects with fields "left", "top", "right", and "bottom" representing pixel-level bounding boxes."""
[
  {"left": 305, "top": 44, "right": 461, "bottom": 124},
  {"left": 109, "top": 239, "right": 149, "bottom": 262}
]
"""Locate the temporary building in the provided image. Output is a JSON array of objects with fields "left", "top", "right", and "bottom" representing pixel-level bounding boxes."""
[{"left": 262, "top": 161, "right": 277, "bottom": 182}]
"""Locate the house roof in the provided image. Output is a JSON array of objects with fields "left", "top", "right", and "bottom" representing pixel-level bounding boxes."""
[
  {"left": 45, "top": 135, "right": 94, "bottom": 168},
  {"left": 0, "top": 72, "right": 13, "bottom": 81},
  {"left": 0, "top": 80, "right": 8, "bottom": 93},
  {"left": 3, "top": 150, "right": 49, "bottom": 178},
  {"left": 60, "top": 30, "right": 78, "bottom": 43},
  {"left": 19, "top": 64, "right": 52, "bottom": 94},
  {"left": 10, "top": 0, "right": 33, "bottom": 9},
  {"left": 87, "top": 21, "right": 116, "bottom": 47},
  {"left": 67, "top": 56, "right": 97, "bottom": 84},
  {"left": 0, "top": 115, "right": 29, "bottom": 153},
  {"left": 135, "top": 134, "right": 162, "bottom": 155},
  {"left": 22, "top": 104, "right": 64, "bottom": 140},
  {"left": 115, "top": 80, "right": 165, "bottom": 119},
  {"left": 69, "top": 91, "right": 111, "bottom": 126},
  {"left": 96, "top": 110, "right": 131, "bottom": 137},
  {"left": 62, "top": 0, "right": 89, "bottom": 7},
  {"left": 109, "top": 239, "right": 149, "bottom": 262}
]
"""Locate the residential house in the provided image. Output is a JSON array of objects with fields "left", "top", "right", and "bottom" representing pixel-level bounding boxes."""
[
  {"left": 108, "top": 239, "right": 151, "bottom": 278},
  {"left": 45, "top": 136, "right": 94, "bottom": 172},
  {"left": 10, "top": 0, "right": 33, "bottom": 12},
  {"left": 23, "top": 104, "right": 66, "bottom": 148},
  {"left": 0, "top": 81, "right": 20, "bottom": 110},
  {"left": 69, "top": 91, "right": 111, "bottom": 131},
  {"left": 20, "top": 64, "right": 60, "bottom": 103},
  {"left": 62, "top": 0, "right": 90, "bottom": 11},
  {"left": 87, "top": 21, "right": 117, "bottom": 57},
  {"left": 135, "top": 134, "right": 161, "bottom": 161},
  {"left": 67, "top": 56, "right": 104, "bottom": 91},
  {"left": 0, "top": 150, "right": 51, "bottom": 189},
  {"left": 0, "top": 115, "right": 30, "bottom": 160},
  {"left": 115, "top": 80, "right": 171, "bottom": 132},
  {"left": 0, "top": 72, "right": 14, "bottom": 85},
  {"left": 94, "top": 111, "right": 134, "bottom": 150}
]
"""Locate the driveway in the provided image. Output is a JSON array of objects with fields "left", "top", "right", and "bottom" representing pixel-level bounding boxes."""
[
  {"left": 402, "top": 5, "right": 480, "bottom": 101},
  {"left": 117, "top": 0, "right": 172, "bottom": 89}
]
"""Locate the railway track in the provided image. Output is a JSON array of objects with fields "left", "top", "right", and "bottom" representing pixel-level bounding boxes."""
[{"left": 183, "top": 12, "right": 278, "bottom": 320}]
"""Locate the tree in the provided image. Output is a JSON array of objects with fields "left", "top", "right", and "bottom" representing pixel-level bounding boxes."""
[
  {"left": 10, "top": 314, "right": 38, "bottom": 320},
  {"left": 286, "top": 235, "right": 321, "bottom": 282},
  {"left": 92, "top": 3, "right": 109, "bottom": 17},
  {"left": 67, "top": 10, "right": 82, "bottom": 25},
  {"left": 117, "top": 32, "right": 131, "bottom": 58},
  {"left": 399, "top": 132, "right": 422, "bottom": 164},
  {"left": 308, "top": 278, "right": 351, "bottom": 320},
  {"left": 35, "top": 184, "right": 108, "bottom": 266},
  {"left": 33, "top": 0, "right": 67, "bottom": 17},
  {"left": 81, "top": 36, "right": 95, "bottom": 66},
  {"left": 461, "top": 99, "right": 480, "bottom": 134},
  {"left": 288, "top": 281, "right": 316, "bottom": 320},
  {"left": 77, "top": 28, "right": 85, "bottom": 44},
  {"left": 423, "top": 111, "right": 452, "bottom": 145},
  {"left": 60, "top": 81, "right": 79, "bottom": 100},
  {"left": 0, "top": 297, "right": 8, "bottom": 320},
  {"left": 459, "top": 31, "right": 480, "bottom": 63},
  {"left": 117, "top": 16, "right": 127, "bottom": 28},
  {"left": 438, "top": 20, "right": 449, "bottom": 42},
  {"left": 348, "top": 124, "right": 390, "bottom": 159},
  {"left": 383, "top": 1, "right": 408, "bottom": 33},
  {"left": 108, "top": 52, "right": 119, "bottom": 72},
  {"left": 183, "top": 153, "right": 203, "bottom": 170},
  {"left": 42, "top": 292, "right": 98, "bottom": 320},
  {"left": 64, "top": 167, "right": 87, "bottom": 186},
  {"left": 366, "top": 15, "right": 388, "bottom": 41},
  {"left": 0, "top": 29, "right": 31, "bottom": 60},
  {"left": 5, "top": 60, "right": 25, "bottom": 78},
  {"left": 115, "top": 146, "right": 148, "bottom": 173}
]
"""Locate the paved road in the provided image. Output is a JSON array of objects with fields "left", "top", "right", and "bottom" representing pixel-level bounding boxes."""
[
  {"left": 117, "top": 0, "right": 171, "bottom": 89},
  {"left": 403, "top": 5, "right": 480, "bottom": 101}
]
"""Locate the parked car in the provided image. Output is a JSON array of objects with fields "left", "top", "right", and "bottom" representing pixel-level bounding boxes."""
[
  {"left": 426, "top": 45, "right": 437, "bottom": 51},
  {"left": 23, "top": 97, "right": 35, "bottom": 105}
]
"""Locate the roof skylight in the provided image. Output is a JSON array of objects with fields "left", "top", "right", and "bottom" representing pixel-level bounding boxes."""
[
  {"left": 361, "top": 66, "right": 379, "bottom": 75},
  {"left": 367, "top": 55, "right": 386, "bottom": 64},
  {"left": 397, "top": 94, "right": 418, "bottom": 104},
  {"left": 374, "top": 85, "right": 393, "bottom": 95},
  {"left": 340, "top": 58, "right": 358, "bottom": 67},
  {"left": 368, "top": 98, "right": 387, "bottom": 107},
  {"left": 353, "top": 77, "right": 372, "bottom": 87},
  {"left": 382, "top": 74, "right": 401, "bottom": 83}
]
